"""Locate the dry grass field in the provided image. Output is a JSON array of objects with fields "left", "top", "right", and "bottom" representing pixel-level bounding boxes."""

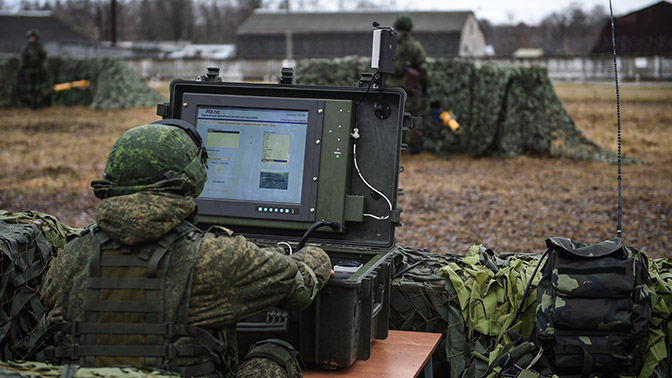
[{"left": 0, "top": 82, "right": 670, "bottom": 256}]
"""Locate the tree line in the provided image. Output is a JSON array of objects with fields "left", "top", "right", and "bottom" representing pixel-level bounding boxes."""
[
  {"left": 480, "top": 3, "right": 609, "bottom": 56},
  {"left": 10, "top": 0, "right": 263, "bottom": 43}
]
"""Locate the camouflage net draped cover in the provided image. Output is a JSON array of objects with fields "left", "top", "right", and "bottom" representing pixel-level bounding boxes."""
[
  {"left": 0, "top": 57, "right": 164, "bottom": 109},
  {"left": 295, "top": 57, "right": 625, "bottom": 163},
  {"left": 0, "top": 211, "right": 82, "bottom": 361},
  {"left": 391, "top": 245, "right": 672, "bottom": 378},
  {"left": 0, "top": 361, "right": 180, "bottom": 378}
]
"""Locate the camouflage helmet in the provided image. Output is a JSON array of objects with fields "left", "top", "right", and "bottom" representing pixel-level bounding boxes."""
[
  {"left": 26, "top": 29, "right": 40, "bottom": 39},
  {"left": 102, "top": 121, "right": 207, "bottom": 198},
  {"left": 393, "top": 13, "right": 413, "bottom": 31}
]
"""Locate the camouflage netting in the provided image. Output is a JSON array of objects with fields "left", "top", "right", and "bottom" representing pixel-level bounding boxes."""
[
  {"left": 0, "top": 57, "right": 165, "bottom": 109},
  {"left": 295, "top": 57, "right": 626, "bottom": 163},
  {"left": 391, "top": 245, "right": 672, "bottom": 378},
  {"left": 0, "top": 361, "right": 181, "bottom": 377},
  {"left": 0, "top": 211, "right": 82, "bottom": 361}
]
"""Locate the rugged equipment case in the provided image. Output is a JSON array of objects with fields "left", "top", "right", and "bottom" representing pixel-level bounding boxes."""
[{"left": 158, "top": 74, "right": 407, "bottom": 368}]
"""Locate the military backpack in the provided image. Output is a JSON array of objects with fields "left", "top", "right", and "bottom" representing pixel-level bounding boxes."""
[{"left": 535, "top": 237, "right": 651, "bottom": 377}]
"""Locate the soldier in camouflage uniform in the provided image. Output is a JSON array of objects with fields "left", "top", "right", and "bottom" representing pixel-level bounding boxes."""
[
  {"left": 385, "top": 14, "right": 428, "bottom": 154},
  {"left": 41, "top": 122, "right": 332, "bottom": 377},
  {"left": 18, "top": 29, "right": 49, "bottom": 108}
]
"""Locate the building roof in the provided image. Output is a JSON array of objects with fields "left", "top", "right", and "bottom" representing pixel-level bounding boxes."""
[
  {"left": 591, "top": 1, "right": 672, "bottom": 54},
  {"left": 238, "top": 10, "right": 473, "bottom": 35},
  {"left": 513, "top": 48, "right": 544, "bottom": 58},
  {"left": 0, "top": 10, "right": 93, "bottom": 54}
]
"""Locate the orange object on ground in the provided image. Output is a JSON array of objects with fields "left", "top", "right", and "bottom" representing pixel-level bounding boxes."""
[{"left": 53, "top": 79, "right": 90, "bottom": 92}]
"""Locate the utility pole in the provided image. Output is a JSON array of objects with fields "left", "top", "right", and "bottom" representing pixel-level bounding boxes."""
[
  {"left": 285, "top": 0, "right": 294, "bottom": 65},
  {"left": 111, "top": 0, "right": 117, "bottom": 46}
]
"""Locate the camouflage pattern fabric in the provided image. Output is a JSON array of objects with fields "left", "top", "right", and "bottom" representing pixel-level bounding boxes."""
[
  {"left": 0, "top": 211, "right": 82, "bottom": 361},
  {"left": 535, "top": 237, "right": 651, "bottom": 376},
  {"left": 393, "top": 14, "right": 413, "bottom": 32},
  {"left": 393, "top": 245, "right": 671, "bottom": 378},
  {"left": 93, "top": 192, "right": 196, "bottom": 246},
  {"left": 391, "top": 245, "right": 545, "bottom": 378},
  {"left": 0, "top": 210, "right": 83, "bottom": 249},
  {"left": 384, "top": 30, "right": 428, "bottom": 152},
  {"left": 295, "top": 58, "right": 627, "bottom": 162},
  {"left": 0, "top": 220, "right": 53, "bottom": 361},
  {"left": 91, "top": 124, "right": 207, "bottom": 199},
  {"left": 0, "top": 57, "right": 164, "bottom": 109},
  {"left": 41, "top": 191, "right": 331, "bottom": 376},
  {"left": 18, "top": 36, "right": 50, "bottom": 108},
  {"left": 0, "top": 361, "right": 181, "bottom": 377},
  {"left": 237, "top": 339, "right": 303, "bottom": 378}
]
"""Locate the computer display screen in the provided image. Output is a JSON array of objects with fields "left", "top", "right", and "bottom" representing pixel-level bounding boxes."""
[
  {"left": 182, "top": 93, "right": 323, "bottom": 223},
  {"left": 197, "top": 106, "right": 308, "bottom": 205}
]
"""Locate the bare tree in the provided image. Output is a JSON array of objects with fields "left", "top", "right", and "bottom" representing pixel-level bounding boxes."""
[
  {"left": 191, "top": 0, "right": 261, "bottom": 43},
  {"left": 51, "top": 0, "right": 105, "bottom": 40},
  {"left": 540, "top": 3, "right": 607, "bottom": 55}
]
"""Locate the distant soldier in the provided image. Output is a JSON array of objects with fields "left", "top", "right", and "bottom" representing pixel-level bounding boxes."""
[
  {"left": 385, "top": 14, "right": 428, "bottom": 154},
  {"left": 18, "top": 29, "right": 49, "bottom": 108}
]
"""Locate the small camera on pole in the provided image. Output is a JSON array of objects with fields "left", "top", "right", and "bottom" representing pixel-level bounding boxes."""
[{"left": 371, "top": 21, "right": 397, "bottom": 75}]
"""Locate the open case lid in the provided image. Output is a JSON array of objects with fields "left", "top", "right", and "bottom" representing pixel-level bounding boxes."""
[{"left": 158, "top": 78, "right": 406, "bottom": 251}]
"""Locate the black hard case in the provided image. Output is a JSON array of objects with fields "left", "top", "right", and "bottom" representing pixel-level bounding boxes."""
[{"left": 163, "top": 79, "right": 406, "bottom": 368}]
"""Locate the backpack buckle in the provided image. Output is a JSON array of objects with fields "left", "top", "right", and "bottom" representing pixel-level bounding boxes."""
[
  {"left": 164, "top": 322, "right": 177, "bottom": 339},
  {"left": 165, "top": 343, "right": 179, "bottom": 360},
  {"left": 68, "top": 344, "right": 80, "bottom": 360},
  {"left": 68, "top": 320, "right": 80, "bottom": 337}
]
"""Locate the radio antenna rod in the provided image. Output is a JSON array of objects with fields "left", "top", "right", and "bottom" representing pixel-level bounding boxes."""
[{"left": 609, "top": 0, "right": 623, "bottom": 239}]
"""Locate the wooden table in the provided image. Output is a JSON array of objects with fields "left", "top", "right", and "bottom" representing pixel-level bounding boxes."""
[{"left": 303, "top": 330, "right": 443, "bottom": 378}]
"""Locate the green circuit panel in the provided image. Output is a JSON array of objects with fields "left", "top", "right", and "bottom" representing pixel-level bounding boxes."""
[{"left": 313, "top": 99, "right": 357, "bottom": 228}]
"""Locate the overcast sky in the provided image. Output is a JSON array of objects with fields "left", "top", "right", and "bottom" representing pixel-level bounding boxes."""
[
  {"left": 393, "top": 0, "right": 661, "bottom": 24},
  {"left": 294, "top": 0, "right": 661, "bottom": 24},
  {"left": 2, "top": 0, "right": 662, "bottom": 25}
]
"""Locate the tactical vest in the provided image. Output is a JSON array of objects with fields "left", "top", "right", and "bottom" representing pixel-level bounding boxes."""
[
  {"left": 44, "top": 222, "right": 231, "bottom": 377},
  {"left": 535, "top": 237, "right": 651, "bottom": 377}
]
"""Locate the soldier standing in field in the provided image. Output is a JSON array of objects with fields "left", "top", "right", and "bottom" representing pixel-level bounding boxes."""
[
  {"left": 40, "top": 121, "right": 332, "bottom": 377},
  {"left": 18, "top": 29, "right": 49, "bottom": 108},
  {"left": 385, "top": 14, "right": 428, "bottom": 154}
]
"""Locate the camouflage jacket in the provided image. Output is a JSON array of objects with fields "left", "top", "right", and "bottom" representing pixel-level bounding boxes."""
[
  {"left": 386, "top": 31, "right": 427, "bottom": 86},
  {"left": 20, "top": 42, "right": 47, "bottom": 73},
  {"left": 385, "top": 31, "right": 428, "bottom": 116},
  {"left": 41, "top": 191, "right": 331, "bottom": 371}
]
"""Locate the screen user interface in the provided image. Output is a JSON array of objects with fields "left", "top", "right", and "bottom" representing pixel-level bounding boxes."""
[{"left": 196, "top": 106, "right": 309, "bottom": 205}]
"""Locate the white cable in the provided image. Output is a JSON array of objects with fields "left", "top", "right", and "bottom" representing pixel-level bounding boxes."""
[
  {"left": 351, "top": 134, "right": 392, "bottom": 220},
  {"left": 276, "top": 241, "right": 293, "bottom": 255}
]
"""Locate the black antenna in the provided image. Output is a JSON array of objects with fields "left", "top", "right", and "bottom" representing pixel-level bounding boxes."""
[{"left": 609, "top": 0, "right": 622, "bottom": 239}]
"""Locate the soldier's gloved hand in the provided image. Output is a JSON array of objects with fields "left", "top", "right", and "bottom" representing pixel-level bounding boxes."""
[
  {"left": 291, "top": 246, "right": 332, "bottom": 290},
  {"left": 277, "top": 246, "right": 332, "bottom": 312}
]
